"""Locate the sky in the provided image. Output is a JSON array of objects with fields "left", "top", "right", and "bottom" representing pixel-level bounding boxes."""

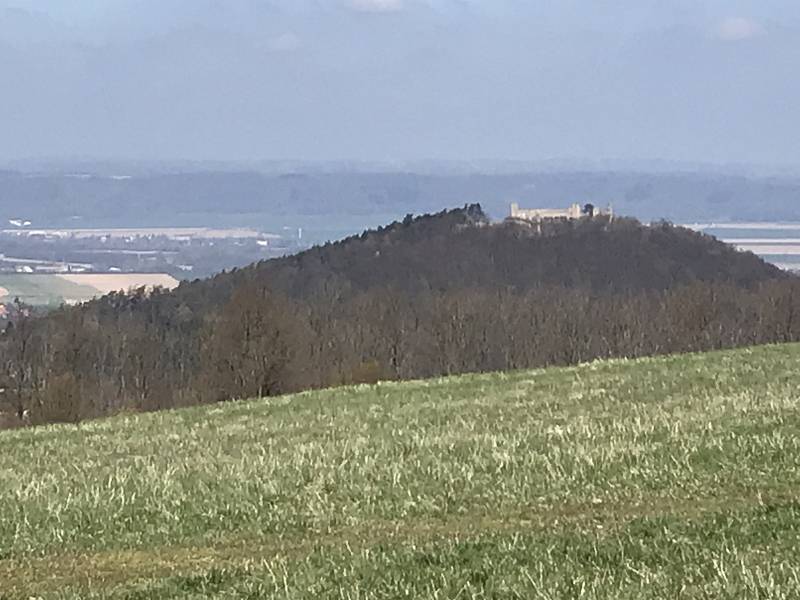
[{"left": 0, "top": 1, "right": 798, "bottom": 166}]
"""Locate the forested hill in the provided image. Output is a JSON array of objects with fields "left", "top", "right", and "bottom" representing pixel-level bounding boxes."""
[
  {"left": 0, "top": 205, "right": 796, "bottom": 428},
  {"left": 177, "top": 204, "right": 783, "bottom": 308}
]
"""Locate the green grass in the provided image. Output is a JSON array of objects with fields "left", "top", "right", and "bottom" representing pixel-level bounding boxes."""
[
  {"left": 2, "top": 344, "right": 800, "bottom": 598},
  {"left": 0, "top": 274, "right": 98, "bottom": 306}
]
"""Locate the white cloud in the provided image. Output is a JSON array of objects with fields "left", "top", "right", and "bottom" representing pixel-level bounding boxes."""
[
  {"left": 268, "top": 32, "right": 301, "bottom": 52},
  {"left": 347, "top": 0, "right": 404, "bottom": 13},
  {"left": 715, "top": 17, "right": 765, "bottom": 42}
]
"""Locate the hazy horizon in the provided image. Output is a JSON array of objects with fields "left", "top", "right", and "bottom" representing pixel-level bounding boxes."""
[{"left": 2, "top": 1, "right": 798, "bottom": 167}]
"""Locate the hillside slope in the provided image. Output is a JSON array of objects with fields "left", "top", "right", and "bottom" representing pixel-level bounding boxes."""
[{"left": 3, "top": 344, "right": 800, "bottom": 598}]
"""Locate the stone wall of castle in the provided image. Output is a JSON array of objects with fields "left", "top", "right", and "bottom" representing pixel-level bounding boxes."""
[{"left": 509, "top": 202, "right": 584, "bottom": 221}]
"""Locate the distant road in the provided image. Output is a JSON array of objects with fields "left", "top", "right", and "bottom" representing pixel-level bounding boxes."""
[
  {"left": 719, "top": 238, "right": 800, "bottom": 244},
  {"left": 0, "top": 256, "right": 93, "bottom": 269},
  {"left": 687, "top": 223, "right": 800, "bottom": 231},
  {"left": 0, "top": 227, "right": 278, "bottom": 240}
]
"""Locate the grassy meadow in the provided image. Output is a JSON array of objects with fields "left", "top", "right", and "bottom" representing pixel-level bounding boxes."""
[{"left": 2, "top": 344, "right": 800, "bottom": 598}]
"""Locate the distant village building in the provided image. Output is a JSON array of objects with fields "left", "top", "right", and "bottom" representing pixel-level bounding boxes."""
[{"left": 509, "top": 202, "right": 613, "bottom": 222}]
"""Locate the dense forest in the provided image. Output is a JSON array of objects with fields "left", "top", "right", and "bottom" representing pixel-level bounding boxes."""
[{"left": 1, "top": 205, "right": 798, "bottom": 428}]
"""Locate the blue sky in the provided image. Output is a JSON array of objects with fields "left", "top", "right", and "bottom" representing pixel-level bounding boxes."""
[{"left": 1, "top": 1, "right": 798, "bottom": 166}]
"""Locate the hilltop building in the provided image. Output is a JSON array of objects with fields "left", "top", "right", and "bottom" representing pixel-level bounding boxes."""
[{"left": 509, "top": 202, "right": 612, "bottom": 222}]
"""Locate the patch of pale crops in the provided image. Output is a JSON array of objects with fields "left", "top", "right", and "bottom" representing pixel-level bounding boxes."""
[{"left": 2, "top": 344, "right": 800, "bottom": 598}]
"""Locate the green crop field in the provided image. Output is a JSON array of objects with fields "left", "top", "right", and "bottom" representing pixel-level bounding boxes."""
[
  {"left": 0, "top": 274, "right": 99, "bottom": 306},
  {"left": 2, "top": 345, "right": 800, "bottom": 598}
]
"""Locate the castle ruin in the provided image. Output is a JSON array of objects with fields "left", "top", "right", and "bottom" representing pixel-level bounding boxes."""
[{"left": 509, "top": 202, "right": 612, "bottom": 222}]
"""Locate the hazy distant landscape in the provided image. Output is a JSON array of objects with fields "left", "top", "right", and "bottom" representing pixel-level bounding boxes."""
[
  {"left": 691, "top": 223, "right": 800, "bottom": 272},
  {"left": 2, "top": 165, "right": 800, "bottom": 284},
  {"left": 5, "top": 166, "right": 800, "bottom": 232}
]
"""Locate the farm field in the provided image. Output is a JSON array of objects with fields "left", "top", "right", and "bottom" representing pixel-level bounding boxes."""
[
  {"left": 0, "top": 273, "right": 179, "bottom": 306},
  {"left": 2, "top": 344, "right": 800, "bottom": 598},
  {"left": 56, "top": 273, "right": 180, "bottom": 295},
  {"left": 0, "top": 274, "right": 100, "bottom": 306}
]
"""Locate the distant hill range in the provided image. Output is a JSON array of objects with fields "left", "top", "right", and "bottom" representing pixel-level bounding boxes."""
[
  {"left": 3, "top": 169, "right": 800, "bottom": 241},
  {"left": 0, "top": 205, "right": 796, "bottom": 427}
]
